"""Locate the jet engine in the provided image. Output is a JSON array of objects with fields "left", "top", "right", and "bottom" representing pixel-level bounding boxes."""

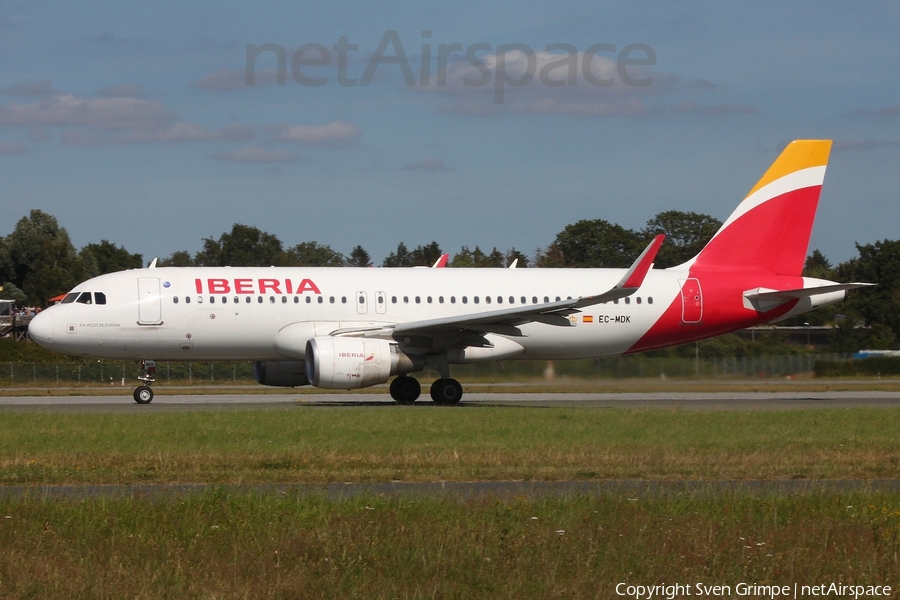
[
  {"left": 253, "top": 361, "right": 310, "bottom": 387},
  {"left": 305, "top": 336, "right": 423, "bottom": 389}
]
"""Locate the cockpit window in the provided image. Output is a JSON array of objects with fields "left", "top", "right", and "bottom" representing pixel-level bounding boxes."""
[
  {"left": 75, "top": 292, "right": 92, "bottom": 305},
  {"left": 60, "top": 293, "right": 79, "bottom": 304},
  {"left": 94, "top": 292, "right": 106, "bottom": 305}
]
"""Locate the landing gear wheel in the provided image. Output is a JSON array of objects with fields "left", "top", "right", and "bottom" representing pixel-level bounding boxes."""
[
  {"left": 430, "top": 378, "right": 463, "bottom": 405},
  {"left": 390, "top": 376, "right": 420, "bottom": 405},
  {"left": 133, "top": 385, "right": 154, "bottom": 404}
]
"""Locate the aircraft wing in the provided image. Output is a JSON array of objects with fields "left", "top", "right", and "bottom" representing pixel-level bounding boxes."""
[{"left": 335, "top": 235, "right": 665, "bottom": 340}]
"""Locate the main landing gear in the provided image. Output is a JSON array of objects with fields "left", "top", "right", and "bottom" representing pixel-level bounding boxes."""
[
  {"left": 389, "top": 375, "right": 463, "bottom": 405},
  {"left": 133, "top": 359, "right": 156, "bottom": 404}
]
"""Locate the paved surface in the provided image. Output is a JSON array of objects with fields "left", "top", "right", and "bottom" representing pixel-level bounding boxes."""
[
  {"left": 2, "top": 479, "right": 900, "bottom": 500},
  {"left": 2, "top": 390, "right": 900, "bottom": 411}
]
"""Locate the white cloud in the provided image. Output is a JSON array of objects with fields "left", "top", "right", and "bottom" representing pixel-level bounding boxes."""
[
  {"left": 97, "top": 84, "right": 149, "bottom": 98},
  {"left": 2, "top": 79, "right": 61, "bottom": 97},
  {"left": 115, "top": 121, "right": 257, "bottom": 144},
  {"left": 209, "top": 146, "right": 298, "bottom": 163},
  {"left": 418, "top": 48, "right": 678, "bottom": 117},
  {"left": 274, "top": 121, "right": 361, "bottom": 145},
  {"left": 0, "top": 94, "right": 174, "bottom": 130}
]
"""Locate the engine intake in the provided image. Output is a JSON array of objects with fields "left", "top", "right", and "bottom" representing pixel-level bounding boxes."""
[
  {"left": 305, "top": 337, "right": 423, "bottom": 389},
  {"left": 253, "top": 361, "right": 310, "bottom": 387}
]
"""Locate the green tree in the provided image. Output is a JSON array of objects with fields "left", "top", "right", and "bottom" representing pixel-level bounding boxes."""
[
  {"left": 383, "top": 242, "right": 413, "bottom": 267},
  {"left": 195, "top": 224, "right": 285, "bottom": 267},
  {"left": 505, "top": 248, "right": 529, "bottom": 268},
  {"left": 534, "top": 243, "right": 566, "bottom": 268},
  {"left": 835, "top": 239, "right": 900, "bottom": 348},
  {"left": 409, "top": 242, "right": 443, "bottom": 267},
  {"left": 803, "top": 249, "right": 834, "bottom": 279},
  {"left": 81, "top": 240, "right": 143, "bottom": 275},
  {"left": 7, "top": 210, "right": 89, "bottom": 305},
  {"left": 284, "top": 241, "right": 345, "bottom": 267},
  {"left": 643, "top": 211, "right": 722, "bottom": 268},
  {"left": 554, "top": 219, "right": 644, "bottom": 268},
  {"left": 0, "top": 237, "right": 13, "bottom": 284},
  {"left": 157, "top": 251, "right": 195, "bottom": 267},
  {"left": 449, "top": 245, "right": 504, "bottom": 268},
  {"left": 347, "top": 245, "right": 372, "bottom": 267},
  {"left": 0, "top": 282, "right": 26, "bottom": 302}
]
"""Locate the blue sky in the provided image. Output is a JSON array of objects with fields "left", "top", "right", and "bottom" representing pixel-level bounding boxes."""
[{"left": 1, "top": 0, "right": 898, "bottom": 265}]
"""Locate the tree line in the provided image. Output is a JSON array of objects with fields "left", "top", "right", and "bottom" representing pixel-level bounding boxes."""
[{"left": 2, "top": 209, "right": 898, "bottom": 350}]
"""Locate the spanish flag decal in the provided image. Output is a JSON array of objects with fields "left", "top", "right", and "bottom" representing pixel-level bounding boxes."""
[{"left": 583, "top": 315, "right": 594, "bottom": 323}]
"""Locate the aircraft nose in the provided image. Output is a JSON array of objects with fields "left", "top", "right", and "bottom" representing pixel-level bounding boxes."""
[{"left": 28, "top": 311, "right": 54, "bottom": 348}]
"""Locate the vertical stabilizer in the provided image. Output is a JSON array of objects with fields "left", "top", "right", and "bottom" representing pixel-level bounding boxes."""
[{"left": 689, "top": 140, "right": 832, "bottom": 276}]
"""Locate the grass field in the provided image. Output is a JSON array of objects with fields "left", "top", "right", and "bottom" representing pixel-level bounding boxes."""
[
  {"left": 1, "top": 405, "right": 898, "bottom": 597},
  {"left": 0, "top": 407, "right": 899, "bottom": 485},
  {"left": 1, "top": 490, "right": 897, "bottom": 599}
]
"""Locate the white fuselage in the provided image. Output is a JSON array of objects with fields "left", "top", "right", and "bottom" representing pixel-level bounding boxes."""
[{"left": 29, "top": 266, "right": 685, "bottom": 362}]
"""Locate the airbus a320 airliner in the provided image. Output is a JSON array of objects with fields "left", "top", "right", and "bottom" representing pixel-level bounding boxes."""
[{"left": 28, "top": 140, "right": 869, "bottom": 404}]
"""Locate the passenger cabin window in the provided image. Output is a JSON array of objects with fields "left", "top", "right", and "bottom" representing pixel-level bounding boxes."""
[
  {"left": 173, "top": 296, "right": 179, "bottom": 304},
  {"left": 185, "top": 296, "right": 191, "bottom": 304}
]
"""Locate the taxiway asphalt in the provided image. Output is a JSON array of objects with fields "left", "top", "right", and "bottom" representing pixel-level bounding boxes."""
[{"left": 2, "top": 390, "right": 900, "bottom": 411}]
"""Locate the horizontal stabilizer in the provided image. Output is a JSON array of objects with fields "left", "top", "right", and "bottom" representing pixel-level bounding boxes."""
[
  {"left": 745, "top": 282, "right": 874, "bottom": 301},
  {"left": 743, "top": 282, "right": 874, "bottom": 312}
]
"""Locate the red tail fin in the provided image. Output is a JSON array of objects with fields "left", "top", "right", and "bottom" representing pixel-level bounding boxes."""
[{"left": 689, "top": 140, "right": 832, "bottom": 276}]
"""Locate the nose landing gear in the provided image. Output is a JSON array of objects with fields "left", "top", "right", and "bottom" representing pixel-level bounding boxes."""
[{"left": 133, "top": 359, "right": 156, "bottom": 404}]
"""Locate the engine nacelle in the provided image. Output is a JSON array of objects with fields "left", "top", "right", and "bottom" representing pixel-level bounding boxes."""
[
  {"left": 253, "top": 361, "right": 310, "bottom": 387},
  {"left": 305, "top": 337, "right": 423, "bottom": 389}
]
